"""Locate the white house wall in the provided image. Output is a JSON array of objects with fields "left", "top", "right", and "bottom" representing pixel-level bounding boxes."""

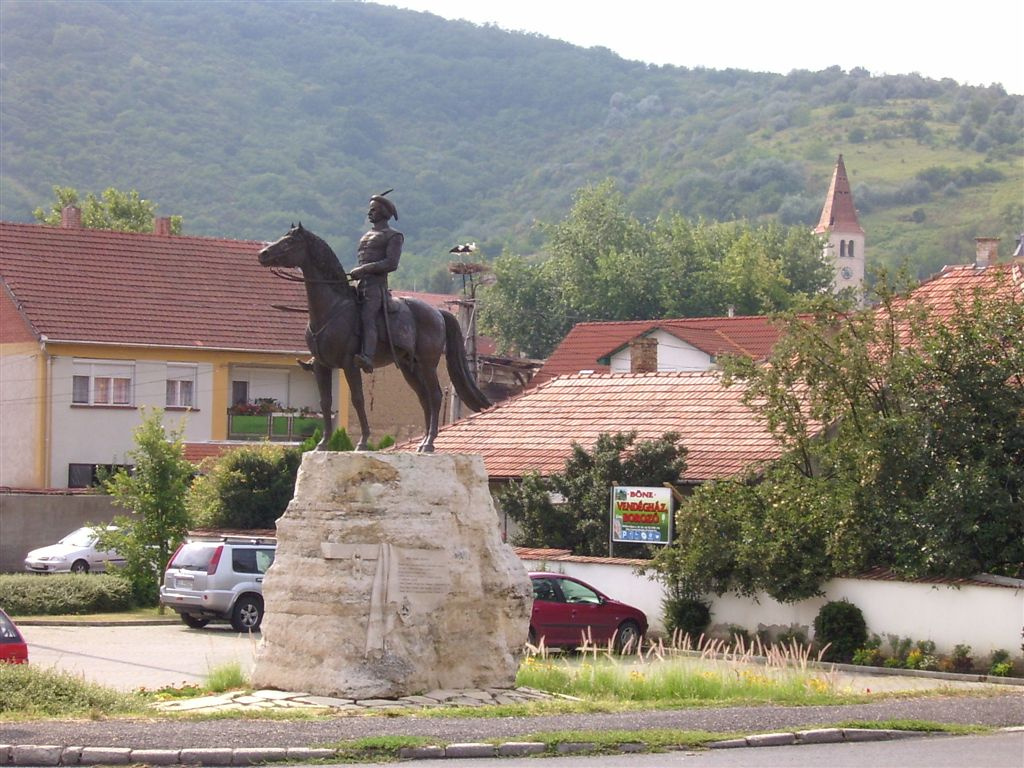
[
  {"left": 608, "top": 329, "right": 713, "bottom": 372},
  {"left": 0, "top": 346, "right": 41, "bottom": 487},
  {"left": 48, "top": 355, "right": 214, "bottom": 486},
  {"left": 520, "top": 557, "right": 1023, "bottom": 659}
]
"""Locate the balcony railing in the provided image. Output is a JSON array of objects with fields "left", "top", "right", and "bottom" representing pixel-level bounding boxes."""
[{"left": 227, "top": 411, "right": 324, "bottom": 442}]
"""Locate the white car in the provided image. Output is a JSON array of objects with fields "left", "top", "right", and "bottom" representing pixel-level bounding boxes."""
[{"left": 24, "top": 526, "right": 124, "bottom": 574}]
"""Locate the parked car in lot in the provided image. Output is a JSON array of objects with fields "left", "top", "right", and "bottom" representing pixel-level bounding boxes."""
[
  {"left": 24, "top": 526, "right": 124, "bottom": 574},
  {"left": 0, "top": 608, "right": 28, "bottom": 663},
  {"left": 160, "top": 536, "right": 276, "bottom": 632},
  {"left": 528, "top": 572, "right": 647, "bottom": 652}
]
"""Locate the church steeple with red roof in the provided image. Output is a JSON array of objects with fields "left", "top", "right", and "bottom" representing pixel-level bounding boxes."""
[{"left": 815, "top": 154, "right": 866, "bottom": 300}]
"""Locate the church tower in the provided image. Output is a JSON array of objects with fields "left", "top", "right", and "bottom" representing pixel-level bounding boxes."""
[{"left": 814, "top": 155, "right": 865, "bottom": 300}]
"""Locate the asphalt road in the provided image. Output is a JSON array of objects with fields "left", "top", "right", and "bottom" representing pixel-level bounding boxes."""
[
  {"left": 8, "top": 623, "right": 1023, "bottom": 760},
  {"left": 348, "top": 732, "right": 1024, "bottom": 768},
  {"left": 19, "top": 621, "right": 257, "bottom": 691}
]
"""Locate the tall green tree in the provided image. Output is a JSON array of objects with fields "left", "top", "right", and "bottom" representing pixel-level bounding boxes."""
[
  {"left": 480, "top": 181, "right": 831, "bottom": 357},
  {"left": 100, "top": 409, "right": 194, "bottom": 605},
  {"left": 33, "top": 186, "right": 183, "bottom": 233},
  {"left": 652, "top": 276, "right": 1024, "bottom": 602},
  {"left": 502, "top": 431, "right": 687, "bottom": 557}
]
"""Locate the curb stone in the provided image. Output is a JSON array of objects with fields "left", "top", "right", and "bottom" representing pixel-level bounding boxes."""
[
  {"left": 0, "top": 729, "right": 1005, "bottom": 765},
  {"left": 709, "top": 728, "right": 924, "bottom": 749}
]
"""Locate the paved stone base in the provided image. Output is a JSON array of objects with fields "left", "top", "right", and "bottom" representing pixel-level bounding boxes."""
[{"left": 152, "top": 686, "right": 560, "bottom": 713}]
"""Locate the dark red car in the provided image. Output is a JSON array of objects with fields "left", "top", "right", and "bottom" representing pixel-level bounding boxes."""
[
  {"left": 529, "top": 572, "right": 647, "bottom": 652},
  {"left": 0, "top": 608, "right": 28, "bottom": 664}
]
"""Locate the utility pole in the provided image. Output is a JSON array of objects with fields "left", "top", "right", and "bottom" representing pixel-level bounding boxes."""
[{"left": 448, "top": 244, "right": 486, "bottom": 421}]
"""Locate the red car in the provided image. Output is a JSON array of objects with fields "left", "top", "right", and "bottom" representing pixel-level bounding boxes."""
[
  {"left": 0, "top": 609, "right": 28, "bottom": 664},
  {"left": 529, "top": 572, "right": 647, "bottom": 652}
]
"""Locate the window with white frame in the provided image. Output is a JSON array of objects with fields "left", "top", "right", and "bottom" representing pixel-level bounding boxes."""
[
  {"left": 166, "top": 364, "right": 198, "bottom": 408},
  {"left": 71, "top": 360, "right": 135, "bottom": 406}
]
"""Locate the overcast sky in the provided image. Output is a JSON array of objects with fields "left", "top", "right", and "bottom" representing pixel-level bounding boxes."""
[{"left": 385, "top": 0, "right": 1024, "bottom": 95}]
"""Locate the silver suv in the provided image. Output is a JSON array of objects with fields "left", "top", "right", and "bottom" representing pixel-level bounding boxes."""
[{"left": 160, "top": 535, "right": 276, "bottom": 631}]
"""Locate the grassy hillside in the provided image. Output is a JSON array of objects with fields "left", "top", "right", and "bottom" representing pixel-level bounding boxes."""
[{"left": 1, "top": 1, "right": 1020, "bottom": 292}]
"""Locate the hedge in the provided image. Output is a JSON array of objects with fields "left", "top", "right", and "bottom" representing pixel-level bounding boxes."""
[{"left": 0, "top": 574, "right": 134, "bottom": 615}]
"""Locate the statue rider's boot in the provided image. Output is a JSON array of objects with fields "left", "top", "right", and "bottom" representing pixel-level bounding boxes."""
[{"left": 355, "top": 351, "right": 374, "bottom": 373}]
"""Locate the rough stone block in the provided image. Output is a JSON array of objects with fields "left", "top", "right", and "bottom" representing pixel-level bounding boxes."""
[
  {"left": 797, "top": 729, "right": 843, "bottom": 744},
  {"left": 444, "top": 743, "right": 496, "bottom": 758},
  {"left": 128, "top": 749, "right": 181, "bottom": 765},
  {"left": 79, "top": 747, "right": 132, "bottom": 764},
  {"left": 12, "top": 746, "right": 63, "bottom": 766},
  {"left": 745, "top": 733, "right": 797, "bottom": 747},
  {"left": 231, "top": 747, "right": 288, "bottom": 765},
  {"left": 252, "top": 452, "right": 532, "bottom": 699},
  {"left": 497, "top": 742, "right": 546, "bottom": 756},
  {"left": 178, "top": 748, "right": 234, "bottom": 765}
]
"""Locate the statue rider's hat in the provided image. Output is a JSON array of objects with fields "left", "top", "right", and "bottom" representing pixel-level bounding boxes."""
[{"left": 370, "top": 189, "right": 398, "bottom": 221}]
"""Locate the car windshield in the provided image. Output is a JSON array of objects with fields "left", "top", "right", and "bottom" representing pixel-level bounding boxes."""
[
  {"left": 169, "top": 543, "right": 218, "bottom": 571},
  {"left": 58, "top": 528, "right": 96, "bottom": 547}
]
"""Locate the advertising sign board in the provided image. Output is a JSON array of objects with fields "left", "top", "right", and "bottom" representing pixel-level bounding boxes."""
[{"left": 610, "top": 485, "right": 672, "bottom": 544}]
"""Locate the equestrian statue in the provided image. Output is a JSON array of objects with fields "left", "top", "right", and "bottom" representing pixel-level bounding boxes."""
[{"left": 258, "top": 193, "right": 490, "bottom": 453}]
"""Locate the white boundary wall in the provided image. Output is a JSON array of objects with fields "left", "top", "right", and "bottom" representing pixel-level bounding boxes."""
[{"left": 520, "top": 556, "right": 1024, "bottom": 658}]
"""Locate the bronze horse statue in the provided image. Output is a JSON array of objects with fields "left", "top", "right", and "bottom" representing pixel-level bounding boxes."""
[{"left": 258, "top": 224, "right": 490, "bottom": 452}]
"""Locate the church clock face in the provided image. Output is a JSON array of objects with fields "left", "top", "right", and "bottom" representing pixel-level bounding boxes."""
[{"left": 840, "top": 266, "right": 853, "bottom": 280}]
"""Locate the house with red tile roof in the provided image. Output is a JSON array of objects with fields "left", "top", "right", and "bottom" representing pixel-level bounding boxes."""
[
  {"left": 531, "top": 314, "right": 785, "bottom": 387},
  {"left": 411, "top": 238, "right": 1021, "bottom": 495},
  {"left": 409, "top": 369, "right": 789, "bottom": 486},
  {"left": 0, "top": 211, "right": 471, "bottom": 489}
]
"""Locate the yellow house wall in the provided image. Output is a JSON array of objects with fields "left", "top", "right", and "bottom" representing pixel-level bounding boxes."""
[{"left": 25, "top": 342, "right": 343, "bottom": 488}]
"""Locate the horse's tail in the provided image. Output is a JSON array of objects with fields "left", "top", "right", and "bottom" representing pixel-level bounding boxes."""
[{"left": 442, "top": 310, "right": 491, "bottom": 413}]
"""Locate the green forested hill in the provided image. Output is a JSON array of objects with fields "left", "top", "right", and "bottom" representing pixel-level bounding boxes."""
[{"left": 2, "top": 0, "right": 1021, "bottom": 291}]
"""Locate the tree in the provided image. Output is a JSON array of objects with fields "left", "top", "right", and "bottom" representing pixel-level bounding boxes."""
[
  {"left": 33, "top": 185, "right": 183, "bottom": 233},
  {"left": 480, "top": 181, "right": 832, "bottom": 357},
  {"left": 652, "top": 276, "right": 1024, "bottom": 602},
  {"left": 502, "top": 431, "right": 687, "bottom": 557},
  {"left": 187, "top": 443, "right": 301, "bottom": 530},
  {"left": 99, "top": 409, "right": 194, "bottom": 605}
]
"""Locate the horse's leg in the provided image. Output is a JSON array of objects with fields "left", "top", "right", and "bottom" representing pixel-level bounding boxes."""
[
  {"left": 419, "top": 364, "right": 444, "bottom": 453},
  {"left": 397, "top": 365, "right": 436, "bottom": 453},
  {"left": 343, "top": 364, "right": 372, "bottom": 450},
  {"left": 313, "top": 361, "right": 334, "bottom": 451},
  {"left": 405, "top": 362, "right": 443, "bottom": 453}
]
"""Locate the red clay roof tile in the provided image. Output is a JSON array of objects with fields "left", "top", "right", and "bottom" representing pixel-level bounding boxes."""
[
  {"left": 533, "top": 315, "right": 785, "bottom": 386},
  {"left": 0, "top": 221, "right": 466, "bottom": 353},
  {"left": 406, "top": 370, "right": 788, "bottom": 482}
]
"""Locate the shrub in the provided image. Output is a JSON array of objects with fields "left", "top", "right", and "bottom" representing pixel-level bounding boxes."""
[
  {"left": 0, "top": 574, "right": 134, "bottom": 616},
  {"left": 813, "top": 600, "right": 867, "bottom": 662},
  {"left": 188, "top": 442, "right": 301, "bottom": 529},
  {"left": 989, "top": 649, "right": 1013, "bottom": 677},
  {"left": 0, "top": 663, "right": 140, "bottom": 715},
  {"left": 662, "top": 594, "right": 711, "bottom": 640},
  {"left": 887, "top": 634, "right": 913, "bottom": 665}
]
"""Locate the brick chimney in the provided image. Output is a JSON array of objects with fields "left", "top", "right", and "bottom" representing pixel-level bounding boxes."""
[
  {"left": 61, "top": 205, "right": 82, "bottom": 229},
  {"left": 154, "top": 216, "right": 172, "bottom": 236},
  {"left": 974, "top": 237, "right": 1000, "bottom": 268},
  {"left": 630, "top": 336, "right": 658, "bottom": 374}
]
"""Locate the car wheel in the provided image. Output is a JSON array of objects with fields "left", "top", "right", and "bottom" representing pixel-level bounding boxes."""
[
  {"left": 527, "top": 627, "right": 538, "bottom": 648},
  {"left": 615, "top": 620, "right": 643, "bottom": 653},
  {"left": 230, "top": 595, "right": 264, "bottom": 632},
  {"left": 180, "top": 613, "right": 210, "bottom": 629},
  {"left": 70, "top": 559, "right": 89, "bottom": 574}
]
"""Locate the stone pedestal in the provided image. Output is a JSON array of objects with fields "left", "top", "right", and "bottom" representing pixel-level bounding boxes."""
[{"left": 251, "top": 451, "right": 532, "bottom": 699}]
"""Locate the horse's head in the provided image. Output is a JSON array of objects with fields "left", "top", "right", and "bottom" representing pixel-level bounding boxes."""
[{"left": 258, "top": 223, "right": 309, "bottom": 268}]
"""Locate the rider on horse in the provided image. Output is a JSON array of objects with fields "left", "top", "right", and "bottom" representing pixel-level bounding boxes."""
[{"left": 348, "top": 192, "right": 403, "bottom": 374}]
